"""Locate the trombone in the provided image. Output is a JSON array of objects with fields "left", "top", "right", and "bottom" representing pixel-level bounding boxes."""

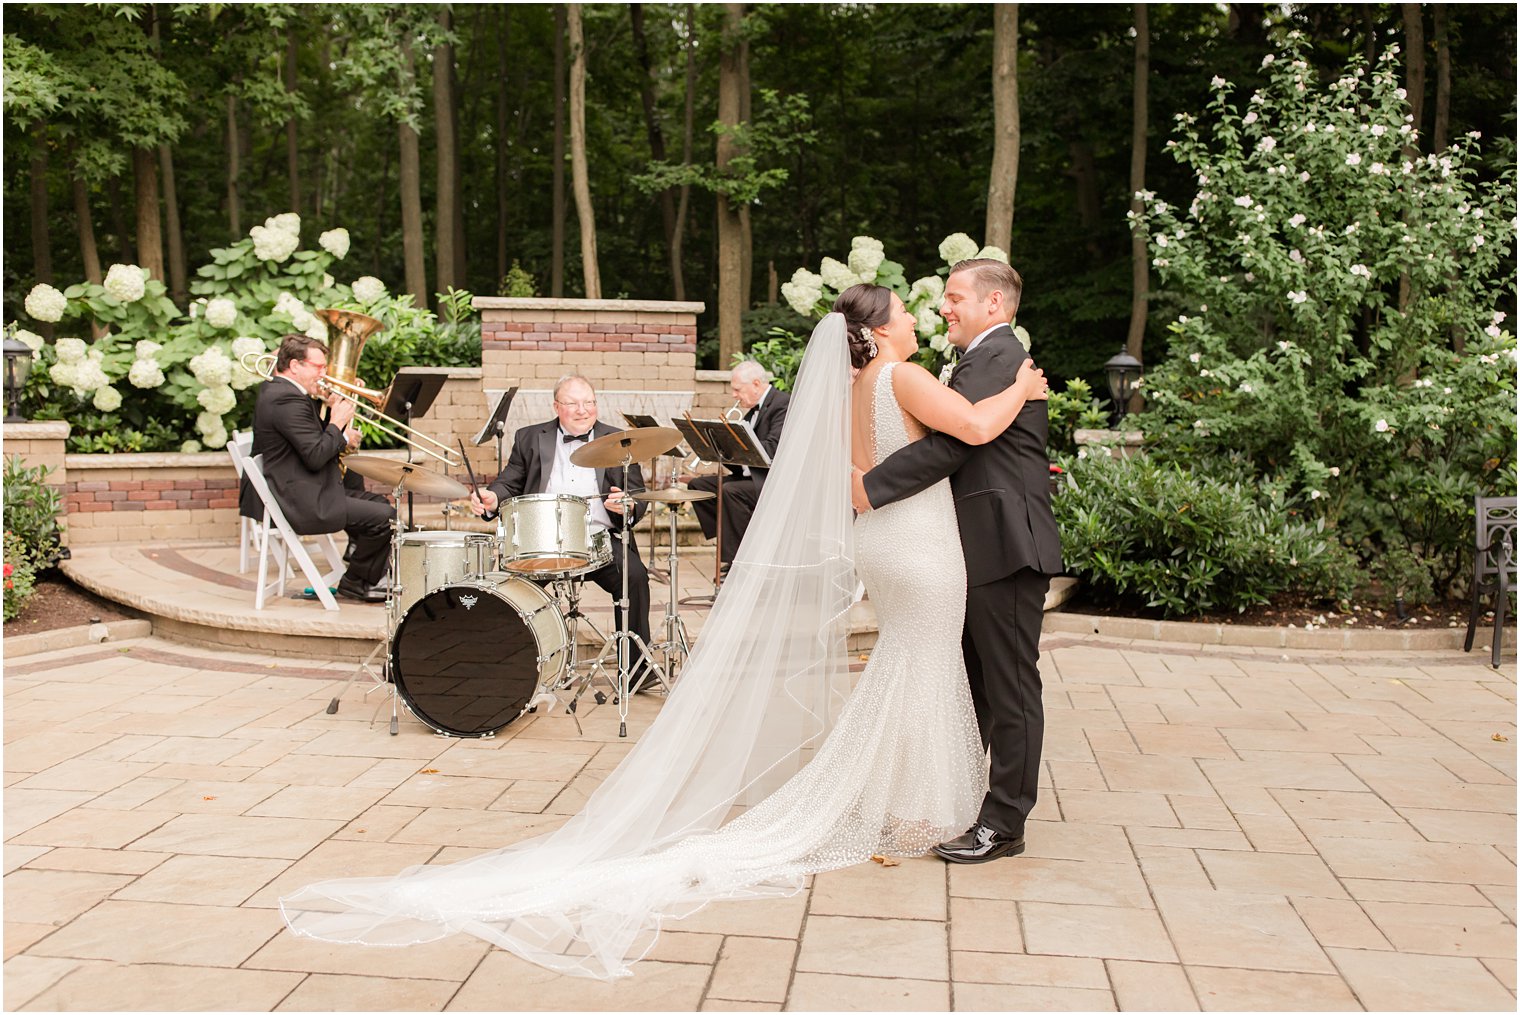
[{"left": 239, "top": 308, "right": 463, "bottom": 470}]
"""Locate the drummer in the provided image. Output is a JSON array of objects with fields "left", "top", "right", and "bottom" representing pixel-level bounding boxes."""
[{"left": 469, "top": 375, "right": 655, "bottom": 675}]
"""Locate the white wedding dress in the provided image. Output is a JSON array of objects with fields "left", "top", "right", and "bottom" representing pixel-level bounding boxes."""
[{"left": 281, "top": 318, "right": 983, "bottom": 979}]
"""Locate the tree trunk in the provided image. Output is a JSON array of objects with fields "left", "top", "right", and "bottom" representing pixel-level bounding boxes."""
[
  {"left": 551, "top": 4, "right": 567, "bottom": 297},
  {"left": 1403, "top": 2, "right": 1426, "bottom": 151},
  {"left": 450, "top": 44, "right": 467, "bottom": 288},
  {"left": 1432, "top": 3, "right": 1450, "bottom": 151},
  {"left": 1361, "top": 5, "right": 1378, "bottom": 65},
  {"left": 72, "top": 175, "right": 102, "bottom": 285},
  {"left": 158, "top": 144, "right": 187, "bottom": 304},
  {"left": 630, "top": 4, "right": 678, "bottom": 291},
  {"left": 1068, "top": 139, "right": 1102, "bottom": 258},
  {"left": 985, "top": 3, "right": 1020, "bottom": 253},
  {"left": 496, "top": 6, "right": 511, "bottom": 285},
  {"left": 226, "top": 92, "right": 242, "bottom": 237},
  {"left": 106, "top": 176, "right": 133, "bottom": 264},
  {"left": 567, "top": 4, "right": 600, "bottom": 298},
  {"left": 133, "top": 147, "right": 165, "bottom": 280},
  {"left": 671, "top": 2, "right": 697, "bottom": 301},
  {"left": 399, "top": 121, "right": 427, "bottom": 306},
  {"left": 29, "top": 132, "right": 51, "bottom": 285},
  {"left": 1125, "top": 3, "right": 1150, "bottom": 374},
  {"left": 433, "top": 7, "right": 458, "bottom": 296},
  {"left": 286, "top": 29, "right": 301, "bottom": 213},
  {"left": 738, "top": 26, "right": 753, "bottom": 316},
  {"left": 715, "top": 3, "right": 745, "bottom": 366}
]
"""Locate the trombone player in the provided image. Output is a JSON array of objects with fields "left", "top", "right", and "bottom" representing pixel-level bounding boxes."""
[{"left": 237, "top": 334, "right": 394, "bottom": 603}]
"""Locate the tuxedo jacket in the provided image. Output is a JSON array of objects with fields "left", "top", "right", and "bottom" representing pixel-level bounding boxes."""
[
  {"left": 862, "top": 325, "right": 1063, "bottom": 586},
  {"left": 485, "top": 419, "right": 648, "bottom": 533},
  {"left": 723, "top": 388, "right": 790, "bottom": 492},
  {"left": 238, "top": 378, "right": 350, "bottom": 534}
]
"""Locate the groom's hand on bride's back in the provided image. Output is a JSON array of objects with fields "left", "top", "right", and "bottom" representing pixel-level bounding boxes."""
[{"left": 851, "top": 467, "right": 873, "bottom": 514}]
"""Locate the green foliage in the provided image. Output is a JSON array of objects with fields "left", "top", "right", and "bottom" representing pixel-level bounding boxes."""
[
  {"left": 3, "top": 530, "right": 38, "bottom": 623},
  {"left": 1371, "top": 545, "right": 1435, "bottom": 608},
  {"left": 1045, "top": 377, "right": 1110, "bottom": 456},
  {"left": 1054, "top": 451, "right": 1357, "bottom": 617},
  {"left": 633, "top": 89, "right": 816, "bottom": 205},
  {"left": 1130, "top": 34, "right": 1518, "bottom": 594},
  {"left": 3, "top": 456, "right": 61, "bottom": 571},
  {"left": 499, "top": 262, "right": 538, "bottom": 298}
]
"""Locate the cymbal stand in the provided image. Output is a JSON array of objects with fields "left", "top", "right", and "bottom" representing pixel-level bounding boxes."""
[
  {"left": 645, "top": 500, "right": 695, "bottom": 680},
  {"left": 548, "top": 575, "right": 616, "bottom": 719},
  {"left": 323, "top": 476, "right": 405, "bottom": 735},
  {"left": 609, "top": 455, "right": 669, "bottom": 737}
]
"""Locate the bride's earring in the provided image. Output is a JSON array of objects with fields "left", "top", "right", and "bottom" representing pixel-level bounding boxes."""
[{"left": 861, "top": 326, "right": 878, "bottom": 359}]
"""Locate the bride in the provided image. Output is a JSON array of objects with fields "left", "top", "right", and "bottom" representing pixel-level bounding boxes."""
[{"left": 281, "top": 283, "right": 1048, "bottom": 980}]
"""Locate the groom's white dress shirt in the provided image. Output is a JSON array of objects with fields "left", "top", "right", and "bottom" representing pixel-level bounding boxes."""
[{"left": 963, "top": 323, "right": 1005, "bottom": 357}]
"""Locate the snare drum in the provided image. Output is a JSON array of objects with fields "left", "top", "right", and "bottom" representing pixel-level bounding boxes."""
[
  {"left": 498, "top": 494, "right": 603, "bottom": 576},
  {"left": 395, "top": 531, "right": 496, "bottom": 615},
  {"left": 389, "top": 573, "right": 568, "bottom": 737}
]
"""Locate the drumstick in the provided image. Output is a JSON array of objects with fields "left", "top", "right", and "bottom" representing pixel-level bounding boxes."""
[{"left": 457, "top": 439, "right": 481, "bottom": 499}]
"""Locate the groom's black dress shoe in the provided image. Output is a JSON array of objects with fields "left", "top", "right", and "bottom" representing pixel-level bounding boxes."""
[{"left": 932, "top": 823, "right": 1026, "bottom": 864}]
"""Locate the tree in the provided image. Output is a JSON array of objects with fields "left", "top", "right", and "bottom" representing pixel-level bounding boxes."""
[
  {"left": 630, "top": 4, "right": 678, "bottom": 295},
  {"left": 434, "top": 7, "right": 460, "bottom": 296},
  {"left": 1432, "top": 3, "right": 1450, "bottom": 151},
  {"left": 567, "top": 3, "right": 600, "bottom": 298},
  {"left": 715, "top": 4, "right": 745, "bottom": 364},
  {"left": 1125, "top": 3, "right": 1150, "bottom": 370},
  {"left": 551, "top": 3, "right": 567, "bottom": 296},
  {"left": 985, "top": 4, "right": 1020, "bottom": 253}
]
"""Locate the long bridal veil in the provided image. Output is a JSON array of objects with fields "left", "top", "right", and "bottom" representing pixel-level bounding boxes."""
[{"left": 281, "top": 313, "right": 856, "bottom": 979}]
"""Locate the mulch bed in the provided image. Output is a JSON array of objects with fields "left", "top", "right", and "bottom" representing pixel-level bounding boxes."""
[
  {"left": 4, "top": 572, "right": 140, "bottom": 636},
  {"left": 1059, "top": 588, "right": 1479, "bottom": 633}
]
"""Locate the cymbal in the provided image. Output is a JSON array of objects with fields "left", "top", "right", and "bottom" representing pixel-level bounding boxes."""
[
  {"left": 632, "top": 488, "right": 716, "bottom": 503},
  {"left": 343, "top": 454, "right": 469, "bottom": 499},
  {"left": 569, "top": 426, "right": 683, "bottom": 469}
]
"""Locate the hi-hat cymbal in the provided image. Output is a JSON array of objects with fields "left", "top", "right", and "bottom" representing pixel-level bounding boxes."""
[
  {"left": 343, "top": 454, "right": 469, "bottom": 499},
  {"left": 569, "top": 426, "right": 683, "bottom": 469},
  {"left": 632, "top": 488, "right": 716, "bottom": 503}
]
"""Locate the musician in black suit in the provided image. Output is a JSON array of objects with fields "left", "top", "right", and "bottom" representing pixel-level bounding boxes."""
[
  {"left": 469, "top": 375, "right": 654, "bottom": 670},
  {"left": 237, "top": 334, "right": 394, "bottom": 603},
  {"left": 854, "top": 259, "right": 1063, "bottom": 863},
  {"left": 686, "top": 360, "right": 791, "bottom": 573}
]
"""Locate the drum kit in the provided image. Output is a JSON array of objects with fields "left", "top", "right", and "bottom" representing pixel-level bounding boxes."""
[{"left": 328, "top": 426, "right": 714, "bottom": 741}]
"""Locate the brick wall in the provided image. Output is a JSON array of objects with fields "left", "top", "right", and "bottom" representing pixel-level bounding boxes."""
[{"left": 62, "top": 454, "right": 242, "bottom": 545}]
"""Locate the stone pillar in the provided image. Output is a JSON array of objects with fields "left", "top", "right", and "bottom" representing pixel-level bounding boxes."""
[
  {"left": 3, "top": 420, "right": 71, "bottom": 544},
  {"left": 1074, "top": 428, "right": 1145, "bottom": 459}
]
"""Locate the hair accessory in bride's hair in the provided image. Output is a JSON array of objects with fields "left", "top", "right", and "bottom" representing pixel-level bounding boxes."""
[{"left": 859, "top": 326, "right": 878, "bottom": 359}]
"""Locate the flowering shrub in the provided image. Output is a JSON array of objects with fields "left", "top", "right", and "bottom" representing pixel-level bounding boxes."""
[
  {"left": 1130, "top": 35, "right": 1516, "bottom": 593},
  {"left": 13, "top": 213, "right": 480, "bottom": 453},
  {"left": 3, "top": 531, "right": 37, "bottom": 623},
  {"left": 2, "top": 456, "right": 61, "bottom": 573}
]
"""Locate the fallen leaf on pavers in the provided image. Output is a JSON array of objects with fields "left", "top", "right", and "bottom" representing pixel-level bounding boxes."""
[
  {"left": 202, "top": 796, "right": 216, "bottom": 801},
  {"left": 353, "top": 828, "right": 367, "bottom": 834},
  {"left": 419, "top": 768, "right": 440, "bottom": 774},
  {"left": 1494, "top": 734, "right": 1509, "bottom": 742},
  {"left": 870, "top": 854, "right": 900, "bottom": 866},
  {"left": 858, "top": 654, "right": 870, "bottom": 661}
]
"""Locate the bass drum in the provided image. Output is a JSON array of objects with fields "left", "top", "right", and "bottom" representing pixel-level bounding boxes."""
[{"left": 389, "top": 573, "right": 568, "bottom": 737}]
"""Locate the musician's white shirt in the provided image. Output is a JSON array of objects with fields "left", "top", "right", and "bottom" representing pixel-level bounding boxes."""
[
  {"left": 549, "top": 429, "right": 613, "bottom": 532},
  {"left": 739, "top": 386, "right": 772, "bottom": 478}
]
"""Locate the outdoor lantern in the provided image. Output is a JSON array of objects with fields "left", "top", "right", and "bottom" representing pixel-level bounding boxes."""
[
  {"left": 1103, "top": 348, "right": 1143, "bottom": 422},
  {"left": 3, "top": 336, "right": 33, "bottom": 423}
]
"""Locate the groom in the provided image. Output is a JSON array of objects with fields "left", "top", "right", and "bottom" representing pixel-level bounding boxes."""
[{"left": 852, "top": 259, "right": 1062, "bottom": 863}]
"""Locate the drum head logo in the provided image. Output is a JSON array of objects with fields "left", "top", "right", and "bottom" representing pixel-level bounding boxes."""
[{"left": 459, "top": 595, "right": 479, "bottom": 610}]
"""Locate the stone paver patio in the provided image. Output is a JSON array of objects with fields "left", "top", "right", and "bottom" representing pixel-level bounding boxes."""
[{"left": 4, "top": 631, "right": 1515, "bottom": 1011}]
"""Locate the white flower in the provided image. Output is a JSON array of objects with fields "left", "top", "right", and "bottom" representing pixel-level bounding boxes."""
[
  {"left": 24, "top": 283, "right": 67, "bottom": 322},
  {"left": 1299, "top": 171, "right": 1311, "bottom": 182},
  {"left": 1371, "top": 124, "right": 1386, "bottom": 137},
  {"left": 1396, "top": 87, "right": 1407, "bottom": 100},
  {"left": 203, "top": 428, "right": 229, "bottom": 450},
  {"left": 1199, "top": 368, "right": 1213, "bottom": 377},
  {"left": 128, "top": 358, "right": 165, "bottom": 389},
  {"left": 1257, "top": 136, "right": 1276, "bottom": 153},
  {"left": 92, "top": 386, "right": 123, "bottom": 412},
  {"left": 1349, "top": 264, "right": 1371, "bottom": 279},
  {"left": 1239, "top": 382, "right": 1254, "bottom": 393},
  {"left": 318, "top": 228, "right": 351, "bottom": 259},
  {"left": 54, "top": 337, "right": 87, "bottom": 364},
  {"left": 1345, "top": 153, "right": 1362, "bottom": 166},
  {"left": 205, "top": 297, "right": 237, "bottom": 330},
  {"left": 1323, "top": 124, "right": 1335, "bottom": 133},
  {"left": 1329, "top": 467, "right": 1340, "bottom": 477},
  {"left": 48, "top": 361, "right": 79, "bottom": 391},
  {"left": 1289, "top": 249, "right": 1305, "bottom": 263},
  {"left": 1486, "top": 324, "right": 1502, "bottom": 338},
  {"left": 1153, "top": 258, "right": 1170, "bottom": 268},
  {"left": 819, "top": 257, "right": 861, "bottom": 292},
  {"left": 781, "top": 281, "right": 822, "bottom": 317},
  {"left": 11, "top": 329, "right": 44, "bottom": 353},
  {"left": 1374, "top": 419, "right": 1389, "bottom": 433},
  {"left": 271, "top": 212, "right": 301, "bottom": 234},
  {"left": 1210, "top": 75, "right": 1227, "bottom": 89},
  {"left": 1288, "top": 290, "right": 1308, "bottom": 304},
  {"left": 907, "top": 275, "right": 945, "bottom": 305},
  {"left": 847, "top": 243, "right": 885, "bottom": 282},
  {"left": 197, "top": 384, "right": 237, "bottom": 416},
  {"left": 1288, "top": 213, "right": 1306, "bottom": 228},
  {"left": 1155, "top": 234, "right": 1169, "bottom": 247},
  {"left": 975, "top": 245, "right": 1010, "bottom": 263},
  {"left": 1233, "top": 195, "right": 1253, "bottom": 208},
  {"left": 1243, "top": 111, "right": 1259, "bottom": 125},
  {"left": 1370, "top": 162, "right": 1387, "bottom": 175},
  {"left": 304, "top": 318, "right": 328, "bottom": 341},
  {"left": 1471, "top": 235, "right": 1485, "bottom": 250},
  {"left": 938, "top": 232, "right": 980, "bottom": 265},
  {"left": 274, "top": 291, "right": 314, "bottom": 330},
  {"left": 251, "top": 218, "right": 300, "bottom": 262},
  {"left": 915, "top": 305, "right": 941, "bottom": 337},
  {"left": 103, "top": 263, "right": 147, "bottom": 303},
  {"left": 938, "top": 362, "right": 954, "bottom": 384},
  {"left": 1494, "top": 311, "right": 1507, "bottom": 325},
  {"left": 134, "top": 339, "right": 163, "bottom": 360},
  {"left": 231, "top": 336, "right": 264, "bottom": 362},
  {"left": 1188, "top": 352, "right": 1201, "bottom": 364},
  {"left": 179, "top": 440, "right": 203, "bottom": 454},
  {"left": 1077, "top": 447, "right": 1088, "bottom": 459},
  {"left": 928, "top": 332, "right": 950, "bottom": 354},
  {"left": 351, "top": 276, "right": 387, "bottom": 305},
  {"left": 1309, "top": 489, "right": 1322, "bottom": 500},
  {"left": 189, "top": 347, "right": 233, "bottom": 387},
  {"left": 321, "top": 273, "right": 335, "bottom": 290}
]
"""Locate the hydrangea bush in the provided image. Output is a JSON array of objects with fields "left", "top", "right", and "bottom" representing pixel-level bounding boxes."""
[
  {"left": 1130, "top": 34, "right": 1517, "bottom": 594},
  {"left": 14, "top": 215, "right": 478, "bottom": 453}
]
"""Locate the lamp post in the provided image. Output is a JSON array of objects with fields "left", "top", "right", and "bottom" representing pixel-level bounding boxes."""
[
  {"left": 3, "top": 336, "right": 34, "bottom": 423},
  {"left": 1103, "top": 348, "right": 1143, "bottom": 425}
]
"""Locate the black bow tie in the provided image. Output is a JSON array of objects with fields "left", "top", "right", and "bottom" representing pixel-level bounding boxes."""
[{"left": 562, "top": 431, "right": 592, "bottom": 443}]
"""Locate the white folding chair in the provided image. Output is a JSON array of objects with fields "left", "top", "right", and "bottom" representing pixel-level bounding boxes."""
[
  {"left": 226, "top": 430, "right": 263, "bottom": 573},
  {"left": 242, "top": 453, "right": 345, "bottom": 610}
]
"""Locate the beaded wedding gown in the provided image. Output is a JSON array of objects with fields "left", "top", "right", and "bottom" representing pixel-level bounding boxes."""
[{"left": 281, "top": 318, "right": 983, "bottom": 980}]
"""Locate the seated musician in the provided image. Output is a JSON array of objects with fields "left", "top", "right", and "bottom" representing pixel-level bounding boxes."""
[
  {"left": 469, "top": 375, "right": 655, "bottom": 673},
  {"left": 685, "top": 360, "right": 790, "bottom": 575},
  {"left": 237, "top": 334, "right": 394, "bottom": 603}
]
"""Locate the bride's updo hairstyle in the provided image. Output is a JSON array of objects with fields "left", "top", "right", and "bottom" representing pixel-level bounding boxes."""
[{"left": 833, "top": 284, "right": 892, "bottom": 369}]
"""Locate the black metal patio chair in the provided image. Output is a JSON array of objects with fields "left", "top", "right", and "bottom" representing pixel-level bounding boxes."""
[{"left": 1463, "top": 495, "right": 1517, "bottom": 668}]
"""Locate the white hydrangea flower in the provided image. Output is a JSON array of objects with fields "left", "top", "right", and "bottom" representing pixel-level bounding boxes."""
[
  {"left": 351, "top": 276, "right": 387, "bottom": 305},
  {"left": 271, "top": 212, "right": 301, "bottom": 234},
  {"left": 55, "top": 337, "right": 88, "bottom": 364},
  {"left": 781, "top": 281, "right": 823, "bottom": 317},
  {"left": 197, "top": 384, "right": 237, "bottom": 415},
  {"left": 103, "top": 263, "right": 147, "bottom": 303},
  {"left": 850, "top": 235, "right": 884, "bottom": 256},
  {"left": 304, "top": 318, "right": 329, "bottom": 341},
  {"left": 189, "top": 347, "right": 233, "bottom": 387},
  {"left": 128, "top": 358, "right": 166, "bottom": 389},
  {"left": 180, "top": 440, "right": 203, "bottom": 454},
  {"left": 907, "top": 275, "right": 945, "bottom": 305},
  {"left": 202, "top": 427, "right": 229, "bottom": 450},
  {"left": 937, "top": 232, "right": 979, "bottom": 265},
  {"left": 914, "top": 304, "right": 941, "bottom": 337},
  {"left": 1012, "top": 324, "right": 1031, "bottom": 352},
  {"left": 251, "top": 218, "right": 300, "bottom": 262},
  {"left": 819, "top": 257, "right": 861, "bottom": 292},
  {"left": 231, "top": 336, "right": 264, "bottom": 362},
  {"left": 205, "top": 297, "right": 237, "bottom": 330},
  {"left": 847, "top": 244, "right": 885, "bottom": 282},
  {"left": 318, "top": 228, "right": 351, "bottom": 259},
  {"left": 195, "top": 411, "right": 222, "bottom": 436},
  {"left": 929, "top": 332, "right": 951, "bottom": 354},
  {"left": 24, "top": 283, "right": 67, "bottom": 322},
  {"left": 135, "top": 340, "right": 163, "bottom": 360},
  {"left": 321, "top": 273, "right": 335, "bottom": 290},
  {"left": 274, "top": 291, "right": 315, "bottom": 330},
  {"left": 92, "top": 386, "right": 123, "bottom": 412},
  {"left": 12, "top": 329, "right": 44, "bottom": 353},
  {"left": 975, "top": 245, "right": 1010, "bottom": 263}
]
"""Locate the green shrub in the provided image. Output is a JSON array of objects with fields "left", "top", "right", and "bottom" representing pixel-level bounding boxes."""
[
  {"left": 3, "top": 456, "right": 61, "bottom": 570},
  {"left": 1054, "top": 451, "right": 1356, "bottom": 617},
  {"left": 3, "top": 530, "right": 37, "bottom": 622}
]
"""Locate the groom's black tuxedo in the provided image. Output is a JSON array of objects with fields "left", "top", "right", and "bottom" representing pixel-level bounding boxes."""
[{"left": 863, "top": 324, "right": 1062, "bottom": 837}]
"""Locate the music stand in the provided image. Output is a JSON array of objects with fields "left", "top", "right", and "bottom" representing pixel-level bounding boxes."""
[
  {"left": 380, "top": 368, "right": 449, "bottom": 528},
  {"left": 621, "top": 411, "right": 660, "bottom": 430},
  {"left": 675, "top": 417, "right": 771, "bottom": 604},
  {"left": 474, "top": 386, "right": 518, "bottom": 476}
]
